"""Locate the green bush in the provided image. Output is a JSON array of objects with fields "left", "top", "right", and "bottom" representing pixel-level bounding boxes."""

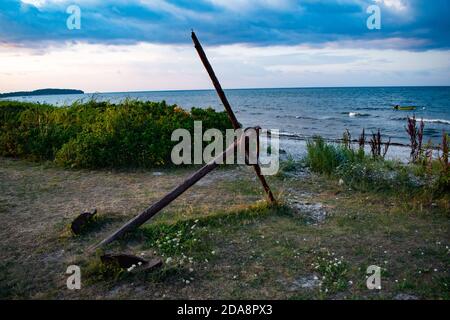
[
  {"left": 305, "top": 135, "right": 449, "bottom": 197},
  {"left": 335, "top": 160, "right": 423, "bottom": 193},
  {"left": 305, "top": 136, "right": 365, "bottom": 175},
  {"left": 0, "top": 100, "right": 231, "bottom": 168}
]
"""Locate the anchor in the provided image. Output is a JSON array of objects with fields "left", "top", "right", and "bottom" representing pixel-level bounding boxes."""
[{"left": 91, "top": 31, "right": 276, "bottom": 250}]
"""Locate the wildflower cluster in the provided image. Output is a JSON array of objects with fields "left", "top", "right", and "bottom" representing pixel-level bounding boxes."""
[
  {"left": 145, "top": 219, "right": 209, "bottom": 259},
  {"left": 311, "top": 250, "right": 349, "bottom": 294}
]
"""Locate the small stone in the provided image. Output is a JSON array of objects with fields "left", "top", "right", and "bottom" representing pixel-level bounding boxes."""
[
  {"left": 289, "top": 275, "right": 321, "bottom": 291},
  {"left": 394, "top": 293, "right": 419, "bottom": 300}
]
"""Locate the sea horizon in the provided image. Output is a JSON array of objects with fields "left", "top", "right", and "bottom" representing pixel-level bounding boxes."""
[
  {"left": 84, "top": 85, "right": 450, "bottom": 95},
  {"left": 3, "top": 85, "right": 450, "bottom": 96}
]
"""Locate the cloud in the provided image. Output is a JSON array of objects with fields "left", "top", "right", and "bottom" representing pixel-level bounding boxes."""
[
  {"left": 1, "top": 41, "right": 448, "bottom": 93},
  {"left": 20, "top": 0, "right": 46, "bottom": 7},
  {"left": 375, "top": 0, "right": 407, "bottom": 11},
  {"left": 0, "top": 0, "right": 447, "bottom": 50},
  {"left": 204, "top": 0, "right": 296, "bottom": 12}
]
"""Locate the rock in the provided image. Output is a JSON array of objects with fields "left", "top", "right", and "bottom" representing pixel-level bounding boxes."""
[
  {"left": 288, "top": 275, "right": 322, "bottom": 291},
  {"left": 289, "top": 200, "right": 328, "bottom": 224},
  {"left": 394, "top": 293, "right": 419, "bottom": 300},
  {"left": 283, "top": 168, "right": 311, "bottom": 179}
]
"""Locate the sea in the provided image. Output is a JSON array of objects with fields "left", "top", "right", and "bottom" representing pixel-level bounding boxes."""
[{"left": 3, "top": 86, "right": 450, "bottom": 161}]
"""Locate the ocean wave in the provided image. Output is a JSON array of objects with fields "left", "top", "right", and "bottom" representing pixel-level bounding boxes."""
[
  {"left": 278, "top": 131, "right": 314, "bottom": 140},
  {"left": 423, "top": 128, "right": 443, "bottom": 137},
  {"left": 275, "top": 115, "right": 318, "bottom": 120},
  {"left": 279, "top": 131, "right": 304, "bottom": 138},
  {"left": 348, "top": 112, "right": 371, "bottom": 117},
  {"left": 295, "top": 115, "right": 317, "bottom": 120},
  {"left": 422, "top": 118, "right": 450, "bottom": 125},
  {"left": 391, "top": 117, "right": 450, "bottom": 125}
]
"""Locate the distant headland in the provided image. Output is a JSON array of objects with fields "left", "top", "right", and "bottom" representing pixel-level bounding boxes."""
[{"left": 0, "top": 88, "right": 84, "bottom": 98}]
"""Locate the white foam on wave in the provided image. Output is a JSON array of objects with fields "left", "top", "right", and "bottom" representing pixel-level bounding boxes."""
[
  {"left": 391, "top": 117, "right": 450, "bottom": 125},
  {"left": 349, "top": 112, "right": 370, "bottom": 117},
  {"left": 422, "top": 118, "right": 450, "bottom": 125}
]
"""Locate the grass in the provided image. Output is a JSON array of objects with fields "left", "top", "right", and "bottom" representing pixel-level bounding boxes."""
[
  {"left": 0, "top": 156, "right": 448, "bottom": 300},
  {"left": 142, "top": 202, "right": 289, "bottom": 260},
  {"left": 305, "top": 136, "right": 450, "bottom": 199},
  {"left": 305, "top": 136, "right": 365, "bottom": 175}
]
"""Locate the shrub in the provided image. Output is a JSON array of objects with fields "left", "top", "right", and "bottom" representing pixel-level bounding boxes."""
[
  {"left": 336, "top": 160, "right": 423, "bottom": 193},
  {"left": 306, "top": 135, "right": 448, "bottom": 198},
  {"left": 305, "top": 136, "right": 365, "bottom": 175},
  {"left": 0, "top": 100, "right": 231, "bottom": 168}
]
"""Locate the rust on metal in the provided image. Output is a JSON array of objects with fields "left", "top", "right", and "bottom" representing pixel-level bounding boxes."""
[
  {"left": 101, "top": 253, "right": 162, "bottom": 272},
  {"left": 71, "top": 208, "right": 97, "bottom": 235}
]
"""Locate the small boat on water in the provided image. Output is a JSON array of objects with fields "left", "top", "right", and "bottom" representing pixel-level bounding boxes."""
[{"left": 393, "top": 105, "right": 417, "bottom": 111}]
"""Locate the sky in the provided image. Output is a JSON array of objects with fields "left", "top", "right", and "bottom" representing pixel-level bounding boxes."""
[{"left": 0, "top": 0, "right": 449, "bottom": 92}]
